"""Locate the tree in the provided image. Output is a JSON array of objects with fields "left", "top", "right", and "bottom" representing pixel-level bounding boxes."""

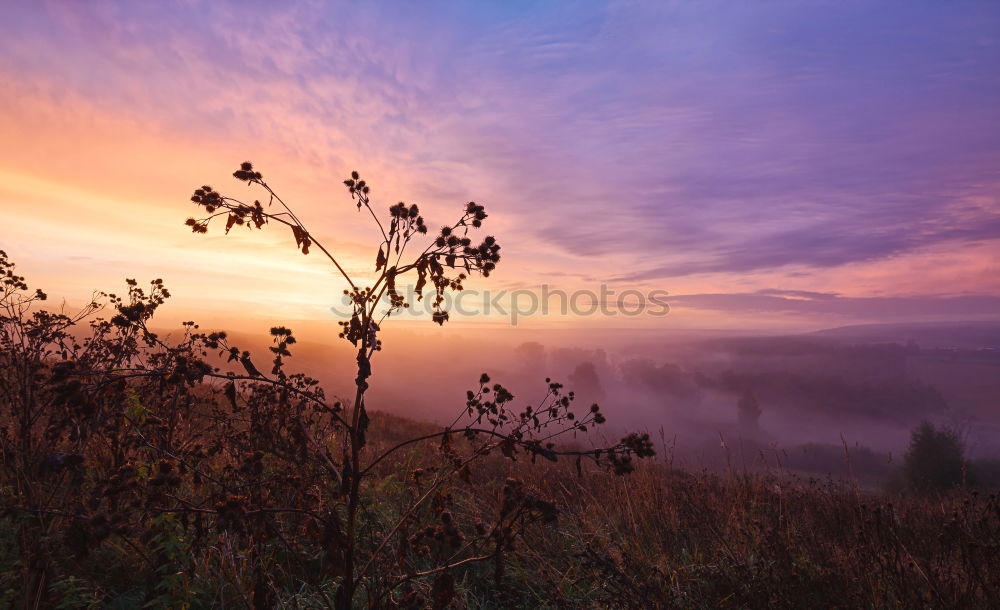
[
  {"left": 514, "top": 341, "right": 546, "bottom": 373},
  {"left": 568, "top": 361, "right": 605, "bottom": 403},
  {"left": 901, "top": 421, "right": 967, "bottom": 494}
]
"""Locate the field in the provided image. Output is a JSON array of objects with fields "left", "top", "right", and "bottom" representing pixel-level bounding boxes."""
[{"left": 3, "top": 403, "right": 999, "bottom": 608}]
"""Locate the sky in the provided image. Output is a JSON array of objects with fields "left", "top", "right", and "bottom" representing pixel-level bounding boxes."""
[{"left": 1, "top": 0, "right": 999, "bottom": 333}]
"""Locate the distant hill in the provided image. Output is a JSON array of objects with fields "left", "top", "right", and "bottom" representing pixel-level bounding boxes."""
[{"left": 810, "top": 321, "right": 1000, "bottom": 349}]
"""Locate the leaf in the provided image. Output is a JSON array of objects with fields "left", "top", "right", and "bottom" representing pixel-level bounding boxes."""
[
  {"left": 357, "top": 405, "right": 370, "bottom": 449},
  {"left": 291, "top": 225, "right": 311, "bottom": 254},
  {"left": 251, "top": 201, "right": 265, "bottom": 228},
  {"left": 347, "top": 314, "right": 361, "bottom": 346},
  {"left": 225, "top": 214, "right": 238, "bottom": 234},
  {"left": 385, "top": 267, "right": 398, "bottom": 301},
  {"left": 375, "top": 246, "right": 386, "bottom": 271},
  {"left": 240, "top": 354, "right": 262, "bottom": 377},
  {"left": 415, "top": 259, "right": 427, "bottom": 300},
  {"left": 500, "top": 438, "right": 516, "bottom": 460},
  {"left": 224, "top": 381, "right": 238, "bottom": 410}
]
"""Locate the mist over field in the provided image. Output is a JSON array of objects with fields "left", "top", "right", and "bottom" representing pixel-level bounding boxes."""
[{"left": 182, "top": 319, "right": 1000, "bottom": 486}]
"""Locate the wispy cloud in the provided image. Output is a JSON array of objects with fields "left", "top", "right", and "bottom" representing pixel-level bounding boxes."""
[
  {"left": 669, "top": 290, "right": 1000, "bottom": 320},
  {"left": 0, "top": 1, "right": 998, "bottom": 326}
]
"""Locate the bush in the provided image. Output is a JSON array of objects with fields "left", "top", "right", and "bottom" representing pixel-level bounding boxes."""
[
  {"left": 0, "top": 163, "right": 653, "bottom": 608},
  {"left": 901, "top": 421, "right": 969, "bottom": 494}
]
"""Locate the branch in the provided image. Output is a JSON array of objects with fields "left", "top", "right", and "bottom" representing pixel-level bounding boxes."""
[{"left": 361, "top": 427, "right": 610, "bottom": 477}]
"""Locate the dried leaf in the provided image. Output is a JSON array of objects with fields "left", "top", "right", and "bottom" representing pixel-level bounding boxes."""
[
  {"left": 291, "top": 225, "right": 311, "bottom": 255},
  {"left": 224, "top": 381, "right": 238, "bottom": 410},
  {"left": 240, "top": 354, "right": 262, "bottom": 377},
  {"left": 386, "top": 267, "right": 398, "bottom": 301},
  {"left": 415, "top": 259, "right": 427, "bottom": 300},
  {"left": 501, "top": 438, "right": 516, "bottom": 460},
  {"left": 357, "top": 405, "right": 370, "bottom": 449}
]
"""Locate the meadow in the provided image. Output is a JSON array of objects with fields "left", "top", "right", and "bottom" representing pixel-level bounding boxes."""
[{"left": 2, "top": 163, "right": 998, "bottom": 609}]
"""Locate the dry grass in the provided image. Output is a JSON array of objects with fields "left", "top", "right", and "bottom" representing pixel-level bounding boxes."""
[
  {"left": 357, "top": 411, "right": 1000, "bottom": 609},
  {"left": 2, "top": 403, "right": 998, "bottom": 608}
]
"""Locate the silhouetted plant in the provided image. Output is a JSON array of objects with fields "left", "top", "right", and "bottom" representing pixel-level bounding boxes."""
[{"left": 181, "top": 163, "right": 651, "bottom": 604}]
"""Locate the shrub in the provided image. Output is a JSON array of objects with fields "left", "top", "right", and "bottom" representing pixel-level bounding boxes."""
[
  {"left": 0, "top": 163, "right": 653, "bottom": 608},
  {"left": 901, "top": 420, "right": 969, "bottom": 494}
]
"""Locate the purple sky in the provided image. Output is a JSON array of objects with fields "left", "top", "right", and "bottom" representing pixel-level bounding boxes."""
[{"left": 1, "top": 1, "right": 998, "bottom": 329}]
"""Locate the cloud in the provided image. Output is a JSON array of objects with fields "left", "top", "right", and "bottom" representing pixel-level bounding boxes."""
[
  {"left": 612, "top": 213, "right": 1000, "bottom": 281},
  {"left": 669, "top": 290, "right": 1000, "bottom": 319},
  {"left": 0, "top": 1, "right": 998, "bottom": 328}
]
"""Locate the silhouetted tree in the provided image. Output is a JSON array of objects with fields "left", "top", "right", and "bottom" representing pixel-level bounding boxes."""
[
  {"left": 514, "top": 341, "right": 546, "bottom": 373},
  {"left": 902, "top": 420, "right": 968, "bottom": 494},
  {"left": 568, "top": 361, "right": 605, "bottom": 403}
]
